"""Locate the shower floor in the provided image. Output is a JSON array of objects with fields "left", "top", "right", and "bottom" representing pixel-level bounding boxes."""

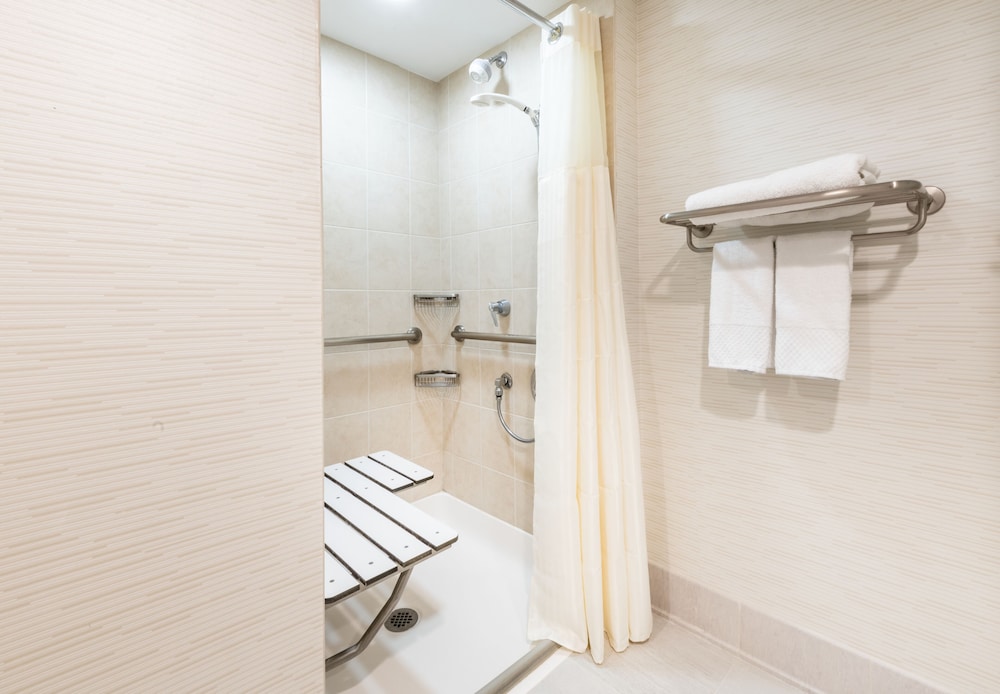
[{"left": 325, "top": 492, "right": 537, "bottom": 694}]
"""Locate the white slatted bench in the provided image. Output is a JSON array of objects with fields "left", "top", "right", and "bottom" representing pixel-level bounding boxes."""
[{"left": 324, "top": 451, "right": 458, "bottom": 670}]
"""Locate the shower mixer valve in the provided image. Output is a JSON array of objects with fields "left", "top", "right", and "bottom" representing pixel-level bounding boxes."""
[{"left": 487, "top": 299, "right": 511, "bottom": 327}]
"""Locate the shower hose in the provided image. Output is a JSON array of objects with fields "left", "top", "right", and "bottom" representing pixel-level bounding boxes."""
[{"left": 494, "top": 382, "right": 535, "bottom": 444}]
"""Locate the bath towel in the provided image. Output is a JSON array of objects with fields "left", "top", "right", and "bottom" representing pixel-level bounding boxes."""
[
  {"left": 686, "top": 154, "right": 880, "bottom": 226},
  {"left": 774, "top": 230, "right": 854, "bottom": 380},
  {"left": 708, "top": 236, "right": 775, "bottom": 373}
]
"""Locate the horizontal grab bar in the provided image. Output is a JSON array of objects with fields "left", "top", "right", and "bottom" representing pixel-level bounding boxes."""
[
  {"left": 324, "top": 327, "right": 422, "bottom": 348},
  {"left": 452, "top": 325, "right": 536, "bottom": 345}
]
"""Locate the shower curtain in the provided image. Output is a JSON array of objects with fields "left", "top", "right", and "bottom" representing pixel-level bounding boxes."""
[{"left": 527, "top": 4, "right": 651, "bottom": 664}]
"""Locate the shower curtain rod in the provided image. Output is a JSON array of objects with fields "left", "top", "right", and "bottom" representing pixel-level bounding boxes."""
[{"left": 496, "top": 0, "right": 563, "bottom": 43}]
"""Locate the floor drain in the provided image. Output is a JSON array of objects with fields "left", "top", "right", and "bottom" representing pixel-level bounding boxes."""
[{"left": 384, "top": 607, "right": 419, "bottom": 632}]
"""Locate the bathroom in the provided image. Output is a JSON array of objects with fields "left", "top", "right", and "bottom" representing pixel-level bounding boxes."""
[{"left": 2, "top": 0, "right": 997, "bottom": 692}]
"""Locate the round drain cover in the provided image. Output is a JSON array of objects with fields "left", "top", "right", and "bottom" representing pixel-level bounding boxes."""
[{"left": 384, "top": 607, "right": 419, "bottom": 632}]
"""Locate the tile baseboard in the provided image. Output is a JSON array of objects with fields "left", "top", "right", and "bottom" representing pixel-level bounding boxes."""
[{"left": 648, "top": 564, "right": 947, "bottom": 694}]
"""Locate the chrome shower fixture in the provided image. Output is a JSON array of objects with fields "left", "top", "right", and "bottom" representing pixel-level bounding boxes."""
[
  {"left": 470, "top": 92, "right": 540, "bottom": 129},
  {"left": 468, "top": 51, "right": 507, "bottom": 84}
]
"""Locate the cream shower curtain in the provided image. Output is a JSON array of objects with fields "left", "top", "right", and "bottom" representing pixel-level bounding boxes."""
[{"left": 527, "top": 4, "right": 651, "bottom": 664}]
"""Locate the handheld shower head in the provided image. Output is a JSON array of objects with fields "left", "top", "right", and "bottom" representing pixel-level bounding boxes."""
[
  {"left": 470, "top": 92, "right": 540, "bottom": 129},
  {"left": 468, "top": 51, "right": 507, "bottom": 84}
]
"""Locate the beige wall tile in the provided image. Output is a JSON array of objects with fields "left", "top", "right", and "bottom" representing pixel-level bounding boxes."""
[
  {"left": 369, "top": 404, "right": 412, "bottom": 457},
  {"left": 323, "top": 226, "right": 368, "bottom": 290},
  {"left": 448, "top": 176, "right": 479, "bottom": 237},
  {"left": 411, "top": 397, "right": 444, "bottom": 459},
  {"left": 477, "top": 164, "right": 512, "bottom": 230},
  {"left": 323, "top": 163, "right": 366, "bottom": 229},
  {"left": 324, "top": 350, "right": 370, "bottom": 417},
  {"left": 367, "top": 290, "right": 411, "bottom": 335},
  {"left": 741, "top": 606, "right": 869, "bottom": 694},
  {"left": 367, "top": 231, "right": 411, "bottom": 291},
  {"left": 456, "top": 347, "right": 482, "bottom": 406},
  {"left": 369, "top": 347, "right": 412, "bottom": 409},
  {"left": 668, "top": 573, "right": 740, "bottom": 648},
  {"left": 448, "top": 118, "right": 478, "bottom": 181},
  {"left": 366, "top": 172, "right": 409, "bottom": 233},
  {"left": 446, "top": 68, "right": 479, "bottom": 128},
  {"left": 410, "top": 124, "right": 439, "bottom": 184},
  {"left": 479, "top": 227, "right": 513, "bottom": 290},
  {"left": 410, "top": 180, "right": 441, "bottom": 238},
  {"left": 366, "top": 54, "right": 410, "bottom": 121},
  {"left": 367, "top": 112, "right": 409, "bottom": 177},
  {"left": 444, "top": 400, "right": 482, "bottom": 462},
  {"left": 409, "top": 73, "right": 439, "bottom": 130},
  {"left": 323, "top": 103, "right": 366, "bottom": 168},
  {"left": 321, "top": 38, "right": 366, "bottom": 108},
  {"left": 511, "top": 222, "right": 538, "bottom": 289},
  {"left": 411, "top": 235, "right": 444, "bottom": 291},
  {"left": 514, "top": 479, "right": 534, "bottom": 533},
  {"left": 323, "top": 289, "right": 368, "bottom": 339},
  {"left": 444, "top": 453, "right": 484, "bottom": 508},
  {"left": 648, "top": 563, "right": 669, "bottom": 615},
  {"left": 480, "top": 468, "right": 517, "bottom": 525},
  {"left": 449, "top": 231, "right": 479, "bottom": 290},
  {"left": 480, "top": 404, "right": 517, "bottom": 478},
  {"left": 511, "top": 155, "right": 539, "bottom": 225},
  {"left": 325, "top": 413, "right": 370, "bottom": 466},
  {"left": 477, "top": 105, "right": 512, "bottom": 172}
]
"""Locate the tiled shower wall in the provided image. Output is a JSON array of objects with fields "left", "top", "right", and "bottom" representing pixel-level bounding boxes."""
[
  {"left": 631, "top": 0, "right": 1000, "bottom": 691},
  {"left": 320, "top": 29, "right": 540, "bottom": 528},
  {"left": 320, "top": 37, "right": 447, "bottom": 493}
]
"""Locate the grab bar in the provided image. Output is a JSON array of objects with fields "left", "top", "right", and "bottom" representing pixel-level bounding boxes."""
[
  {"left": 451, "top": 325, "right": 536, "bottom": 345},
  {"left": 324, "top": 327, "right": 422, "bottom": 348}
]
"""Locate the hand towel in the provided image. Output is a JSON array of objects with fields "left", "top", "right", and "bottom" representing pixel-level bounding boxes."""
[
  {"left": 774, "top": 230, "right": 854, "bottom": 380},
  {"left": 708, "top": 236, "right": 775, "bottom": 373},
  {"left": 686, "top": 154, "right": 880, "bottom": 226}
]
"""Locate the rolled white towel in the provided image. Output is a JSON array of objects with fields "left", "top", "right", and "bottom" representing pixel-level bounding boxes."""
[{"left": 685, "top": 154, "right": 880, "bottom": 226}]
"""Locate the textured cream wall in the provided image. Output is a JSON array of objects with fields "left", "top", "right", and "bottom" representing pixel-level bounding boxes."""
[
  {"left": 0, "top": 2, "right": 324, "bottom": 691},
  {"left": 634, "top": 0, "right": 999, "bottom": 691}
]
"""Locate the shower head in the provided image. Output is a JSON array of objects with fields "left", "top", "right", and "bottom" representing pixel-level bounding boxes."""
[
  {"left": 468, "top": 51, "right": 507, "bottom": 84},
  {"left": 470, "top": 92, "right": 540, "bottom": 128}
]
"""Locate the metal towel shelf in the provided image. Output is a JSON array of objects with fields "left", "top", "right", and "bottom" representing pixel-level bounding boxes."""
[{"left": 660, "top": 180, "right": 946, "bottom": 253}]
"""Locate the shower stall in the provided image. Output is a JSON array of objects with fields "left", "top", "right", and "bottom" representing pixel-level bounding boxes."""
[{"left": 319, "top": 2, "right": 554, "bottom": 690}]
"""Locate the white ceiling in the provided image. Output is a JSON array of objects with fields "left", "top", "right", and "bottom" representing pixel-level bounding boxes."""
[{"left": 319, "top": 0, "right": 567, "bottom": 82}]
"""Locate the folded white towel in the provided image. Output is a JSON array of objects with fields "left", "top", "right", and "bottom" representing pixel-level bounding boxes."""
[
  {"left": 774, "top": 230, "right": 854, "bottom": 380},
  {"left": 686, "top": 154, "right": 880, "bottom": 226},
  {"left": 708, "top": 237, "right": 775, "bottom": 374}
]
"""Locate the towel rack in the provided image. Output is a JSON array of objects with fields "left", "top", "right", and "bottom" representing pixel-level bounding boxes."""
[
  {"left": 452, "top": 325, "right": 536, "bottom": 345},
  {"left": 660, "top": 180, "right": 946, "bottom": 253},
  {"left": 324, "top": 328, "right": 422, "bottom": 348}
]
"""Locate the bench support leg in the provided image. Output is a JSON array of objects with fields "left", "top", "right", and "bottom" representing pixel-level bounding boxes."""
[{"left": 325, "top": 568, "right": 413, "bottom": 671}]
